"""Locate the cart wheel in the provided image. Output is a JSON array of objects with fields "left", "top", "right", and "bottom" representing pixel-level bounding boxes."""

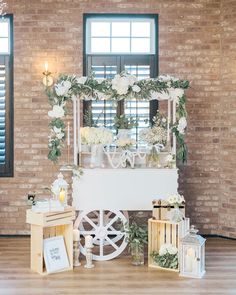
[
  {"left": 76, "top": 210, "right": 129, "bottom": 246},
  {"left": 74, "top": 209, "right": 129, "bottom": 261}
]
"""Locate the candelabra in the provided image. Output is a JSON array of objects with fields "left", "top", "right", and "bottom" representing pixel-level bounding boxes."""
[
  {"left": 73, "top": 240, "right": 81, "bottom": 267},
  {"left": 84, "top": 245, "right": 94, "bottom": 269}
]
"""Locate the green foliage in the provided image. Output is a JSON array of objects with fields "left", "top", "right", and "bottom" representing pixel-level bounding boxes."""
[
  {"left": 45, "top": 72, "right": 190, "bottom": 163},
  {"left": 114, "top": 114, "right": 138, "bottom": 130},
  {"left": 121, "top": 221, "right": 148, "bottom": 251},
  {"left": 151, "top": 251, "right": 178, "bottom": 269}
]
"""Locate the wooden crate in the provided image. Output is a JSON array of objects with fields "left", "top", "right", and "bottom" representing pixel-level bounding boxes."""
[
  {"left": 148, "top": 218, "right": 190, "bottom": 271},
  {"left": 26, "top": 207, "right": 75, "bottom": 275},
  {"left": 152, "top": 199, "right": 185, "bottom": 221}
]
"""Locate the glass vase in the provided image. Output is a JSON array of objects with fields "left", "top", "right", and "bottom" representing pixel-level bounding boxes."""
[
  {"left": 146, "top": 145, "right": 160, "bottom": 168},
  {"left": 169, "top": 204, "right": 185, "bottom": 222},
  {"left": 130, "top": 243, "right": 144, "bottom": 266},
  {"left": 90, "top": 144, "right": 104, "bottom": 168},
  {"left": 117, "top": 129, "right": 131, "bottom": 139}
]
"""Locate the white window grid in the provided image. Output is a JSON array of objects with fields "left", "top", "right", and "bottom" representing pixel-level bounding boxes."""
[
  {"left": 86, "top": 17, "right": 155, "bottom": 54},
  {"left": 0, "top": 18, "right": 10, "bottom": 55}
]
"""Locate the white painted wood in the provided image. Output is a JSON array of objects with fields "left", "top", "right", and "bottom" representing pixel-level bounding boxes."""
[
  {"left": 172, "top": 100, "right": 177, "bottom": 156},
  {"left": 73, "top": 99, "right": 77, "bottom": 165},
  {"left": 75, "top": 209, "right": 128, "bottom": 261},
  {"left": 72, "top": 168, "right": 178, "bottom": 211}
]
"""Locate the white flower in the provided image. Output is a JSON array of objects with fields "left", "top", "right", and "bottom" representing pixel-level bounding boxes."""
[
  {"left": 150, "top": 91, "right": 170, "bottom": 101},
  {"left": 159, "top": 243, "right": 178, "bottom": 256},
  {"left": 166, "top": 154, "right": 173, "bottom": 162},
  {"left": 159, "top": 244, "right": 168, "bottom": 256},
  {"left": 76, "top": 76, "right": 87, "bottom": 84},
  {"left": 81, "top": 127, "right": 113, "bottom": 145},
  {"left": 116, "top": 138, "right": 136, "bottom": 149},
  {"left": 169, "top": 88, "right": 184, "bottom": 104},
  {"left": 48, "top": 105, "right": 65, "bottom": 118},
  {"left": 139, "top": 126, "right": 167, "bottom": 146},
  {"left": 53, "top": 126, "right": 61, "bottom": 134},
  {"left": 167, "top": 193, "right": 185, "bottom": 205},
  {"left": 132, "top": 85, "right": 141, "bottom": 93},
  {"left": 55, "top": 80, "right": 71, "bottom": 96},
  {"left": 177, "top": 117, "right": 187, "bottom": 134},
  {"left": 166, "top": 244, "right": 178, "bottom": 255},
  {"left": 112, "top": 74, "right": 137, "bottom": 95},
  {"left": 56, "top": 132, "right": 64, "bottom": 140}
]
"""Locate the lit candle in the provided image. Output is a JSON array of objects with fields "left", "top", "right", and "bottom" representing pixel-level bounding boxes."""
[
  {"left": 59, "top": 188, "right": 65, "bottom": 203},
  {"left": 67, "top": 122, "right": 70, "bottom": 146},
  {"left": 85, "top": 235, "right": 93, "bottom": 248},
  {"left": 185, "top": 247, "right": 195, "bottom": 272},
  {"left": 73, "top": 229, "right": 80, "bottom": 241},
  {"left": 44, "top": 61, "right": 48, "bottom": 72}
]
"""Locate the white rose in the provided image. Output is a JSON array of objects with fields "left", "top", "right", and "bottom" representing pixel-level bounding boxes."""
[
  {"left": 167, "top": 244, "right": 178, "bottom": 255},
  {"left": 132, "top": 85, "right": 141, "bottom": 93},
  {"left": 53, "top": 126, "right": 61, "bottom": 134},
  {"left": 56, "top": 132, "right": 64, "bottom": 140},
  {"left": 48, "top": 105, "right": 65, "bottom": 118},
  {"left": 159, "top": 244, "right": 168, "bottom": 256},
  {"left": 169, "top": 88, "right": 184, "bottom": 104},
  {"left": 166, "top": 154, "right": 173, "bottom": 162},
  {"left": 55, "top": 80, "right": 71, "bottom": 96},
  {"left": 150, "top": 91, "right": 170, "bottom": 101},
  {"left": 127, "top": 75, "right": 137, "bottom": 86},
  {"left": 76, "top": 76, "right": 87, "bottom": 84},
  {"left": 177, "top": 117, "right": 187, "bottom": 134}
]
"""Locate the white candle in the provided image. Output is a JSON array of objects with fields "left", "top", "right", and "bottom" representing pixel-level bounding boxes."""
[
  {"left": 44, "top": 61, "right": 48, "bottom": 72},
  {"left": 85, "top": 235, "right": 93, "bottom": 248},
  {"left": 185, "top": 248, "right": 195, "bottom": 272},
  {"left": 73, "top": 229, "right": 80, "bottom": 241},
  {"left": 67, "top": 122, "right": 70, "bottom": 146}
]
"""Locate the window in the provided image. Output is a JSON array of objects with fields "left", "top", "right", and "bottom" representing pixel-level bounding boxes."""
[
  {"left": 0, "top": 15, "right": 13, "bottom": 177},
  {"left": 83, "top": 14, "right": 158, "bottom": 141}
]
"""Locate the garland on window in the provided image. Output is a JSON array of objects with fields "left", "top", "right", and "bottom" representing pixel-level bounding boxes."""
[{"left": 46, "top": 72, "right": 189, "bottom": 163}]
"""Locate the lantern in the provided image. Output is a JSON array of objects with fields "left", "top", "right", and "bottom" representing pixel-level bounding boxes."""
[
  {"left": 179, "top": 225, "right": 206, "bottom": 278},
  {"left": 51, "top": 172, "right": 69, "bottom": 207}
]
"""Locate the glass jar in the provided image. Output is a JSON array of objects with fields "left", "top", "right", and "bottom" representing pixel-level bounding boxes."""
[{"left": 130, "top": 242, "right": 144, "bottom": 266}]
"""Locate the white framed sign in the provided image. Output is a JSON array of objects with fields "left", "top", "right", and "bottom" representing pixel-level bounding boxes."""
[{"left": 43, "top": 236, "right": 69, "bottom": 273}]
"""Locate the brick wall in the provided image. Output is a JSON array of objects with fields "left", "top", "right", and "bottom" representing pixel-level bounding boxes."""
[{"left": 0, "top": 0, "right": 235, "bottom": 237}]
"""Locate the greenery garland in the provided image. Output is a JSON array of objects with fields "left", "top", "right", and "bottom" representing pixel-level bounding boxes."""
[{"left": 45, "top": 72, "right": 190, "bottom": 163}]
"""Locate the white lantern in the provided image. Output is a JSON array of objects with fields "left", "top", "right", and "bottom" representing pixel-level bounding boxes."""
[
  {"left": 51, "top": 172, "right": 69, "bottom": 207},
  {"left": 179, "top": 225, "right": 206, "bottom": 278}
]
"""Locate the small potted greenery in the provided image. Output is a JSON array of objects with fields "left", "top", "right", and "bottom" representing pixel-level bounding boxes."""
[
  {"left": 123, "top": 221, "right": 148, "bottom": 265},
  {"left": 114, "top": 114, "right": 138, "bottom": 139}
]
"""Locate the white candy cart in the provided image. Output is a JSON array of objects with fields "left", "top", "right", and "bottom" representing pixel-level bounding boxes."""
[{"left": 72, "top": 96, "right": 178, "bottom": 261}]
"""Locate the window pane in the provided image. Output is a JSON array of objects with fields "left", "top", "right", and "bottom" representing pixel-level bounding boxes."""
[
  {"left": 91, "top": 37, "right": 110, "bottom": 53},
  {"left": 92, "top": 65, "right": 117, "bottom": 79},
  {"left": 111, "top": 38, "right": 130, "bottom": 53},
  {"left": 91, "top": 22, "right": 110, "bottom": 37},
  {"left": 112, "top": 22, "right": 130, "bottom": 37},
  {"left": 0, "top": 38, "right": 9, "bottom": 54},
  {"left": 131, "top": 38, "right": 150, "bottom": 53},
  {"left": 0, "top": 22, "right": 9, "bottom": 38},
  {"left": 125, "top": 65, "right": 150, "bottom": 80},
  {"left": 131, "top": 22, "right": 151, "bottom": 37}
]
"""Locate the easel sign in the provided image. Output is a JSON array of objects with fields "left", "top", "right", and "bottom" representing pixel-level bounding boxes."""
[{"left": 43, "top": 236, "right": 70, "bottom": 273}]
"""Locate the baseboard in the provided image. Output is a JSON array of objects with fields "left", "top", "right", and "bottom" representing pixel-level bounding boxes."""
[
  {"left": 0, "top": 234, "right": 30, "bottom": 238},
  {"left": 0, "top": 234, "right": 235, "bottom": 240}
]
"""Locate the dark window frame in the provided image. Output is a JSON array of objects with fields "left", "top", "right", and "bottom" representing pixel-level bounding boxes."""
[
  {"left": 0, "top": 14, "right": 14, "bottom": 177},
  {"left": 83, "top": 13, "right": 159, "bottom": 133}
]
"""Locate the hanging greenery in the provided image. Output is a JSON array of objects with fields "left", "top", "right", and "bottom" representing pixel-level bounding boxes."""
[{"left": 45, "top": 72, "right": 190, "bottom": 163}]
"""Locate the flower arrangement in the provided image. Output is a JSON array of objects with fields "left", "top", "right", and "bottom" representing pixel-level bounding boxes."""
[
  {"left": 167, "top": 194, "right": 185, "bottom": 206},
  {"left": 80, "top": 127, "right": 113, "bottom": 145},
  {"left": 116, "top": 138, "right": 136, "bottom": 150},
  {"left": 46, "top": 72, "right": 189, "bottom": 162},
  {"left": 140, "top": 111, "right": 167, "bottom": 146},
  {"left": 151, "top": 243, "right": 178, "bottom": 269},
  {"left": 114, "top": 114, "right": 137, "bottom": 130},
  {"left": 122, "top": 221, "right": 148, "bottom": 265},
  {"left": 139, "top": 126, "right": 167, "bottom": 146}
]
